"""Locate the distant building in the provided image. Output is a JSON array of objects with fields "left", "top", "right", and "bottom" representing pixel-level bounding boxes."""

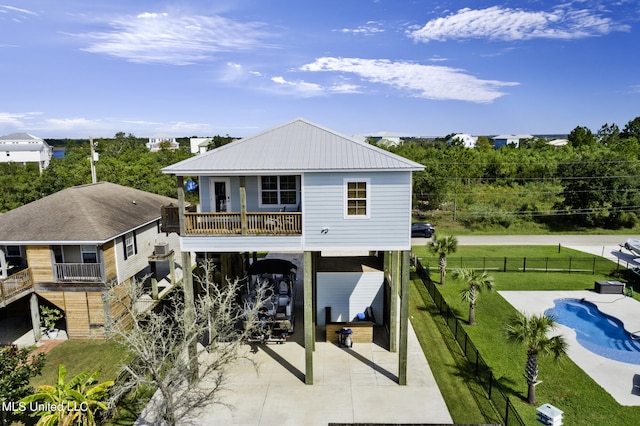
[
  {"left": 449, "top": 133, "right": 477, "bottom": 148},
  {"left": 0, "top": 132, "right": 53, "bottom": 173},
  {"left": 147, "top": 134, "right": 180, "bottom": 152},
  {"left": 548, "top": 139, "right": 568, "bottom": 147},
  {"left": 189, "top": 137, "right": 212, "bottom": 154},
  {"left": 492, "top": 134, "right": 534, "bottom": 149}
]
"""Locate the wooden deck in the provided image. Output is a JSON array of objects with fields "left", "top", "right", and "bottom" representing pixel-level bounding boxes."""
[
  {"left": 0, "top": 269, "right": 34, "bottom": 307},
  {"left": 185, "top": 212, "right": 301, "bottom": 235}
]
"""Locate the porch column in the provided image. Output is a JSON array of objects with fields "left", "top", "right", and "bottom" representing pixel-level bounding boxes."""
[
  {"left": 304, "top": 251, "right": 314, "bottom": 384},
  {"left": 389, "top": 251, "right": 399, "bottom": 353},
  {"left": 398, "top": 250, "right": 410, "bottom": 385},
  {"left": 178, "top": 175, "right": 199, "bottom": 382},
  {"left": 30, "top": 293, "right": 42, "bottom": 342},
  {"left": 0, "top": 249, "right": 7, "bottom": 279},
  {"left": 239, "top": 176, "right": 248, "bottom": 235},
  {"left": 151, "top": 262, "right": 158, "bottom": 300}
]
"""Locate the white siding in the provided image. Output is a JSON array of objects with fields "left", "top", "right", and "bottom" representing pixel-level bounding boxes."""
[
  {"left": 303, "top": 171, "right": 412, "bottom": 251},
  {"left": 115, "top": 221, "right": 179, "bottom": 283},
  {"left": 316, "top": 271, "right": 384, "bottom": 326},
  {"left": 181, "top": 235, "right": 302, "bottom": 253}
]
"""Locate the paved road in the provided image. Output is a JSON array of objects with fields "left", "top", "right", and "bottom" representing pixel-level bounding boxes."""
[{"left": 413, "top": 235, "right": 631, "bottom": 246}]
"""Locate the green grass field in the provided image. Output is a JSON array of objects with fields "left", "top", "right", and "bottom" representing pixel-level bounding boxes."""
[
  {"left": 31, "top": 340, "right": 129, "bottom": 387},
  {"left": 410, "top": 244, "right": 640, "bottom": 425}
]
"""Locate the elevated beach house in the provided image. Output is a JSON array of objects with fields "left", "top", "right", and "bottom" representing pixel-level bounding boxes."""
[
  {"left": 0, "top": 182, "right": 181, "bottom": 340},
  {"left": 161, "top": 118, "right": 424, "bottom": 385},
  {"left": 0, "top": 132, "right": 53, "bottom": 173}
]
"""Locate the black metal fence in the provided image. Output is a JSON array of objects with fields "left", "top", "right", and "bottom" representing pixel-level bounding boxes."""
[
  {"left": 418, "top": 256, "right": 619, "bottom": 275},
  {"left": 415, "top": 260, "right": 525, "bottom": 426}
]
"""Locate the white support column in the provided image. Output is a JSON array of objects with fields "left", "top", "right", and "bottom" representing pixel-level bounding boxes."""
[{"left": 30, "top": 294, "right": 42, "bottom": 342}]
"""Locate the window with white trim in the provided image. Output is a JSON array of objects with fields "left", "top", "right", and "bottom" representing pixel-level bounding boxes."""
[
  {"left": 81, "top": 245, "right": 98, "bottom": 263},
  {"left": 124, "top": 231, "right": 137, "bottom": 260},
  {"left": 344, "top": 179, "right": 370, "bottom": 218},
  {"left": 259, "top": 176, "right": 299, "bottom": 207}
]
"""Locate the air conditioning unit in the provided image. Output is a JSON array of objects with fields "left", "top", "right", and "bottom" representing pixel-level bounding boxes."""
[{"left": 154, "top": 243, "right": 169, "bottom": 256}]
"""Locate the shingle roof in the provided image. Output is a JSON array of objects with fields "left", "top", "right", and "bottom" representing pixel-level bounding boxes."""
[
  {"left": 162, "top": 118, "right": 424, "bottom": 176},
  {"left": 0, "top": 182, "right": 178, "bottom": 244}
]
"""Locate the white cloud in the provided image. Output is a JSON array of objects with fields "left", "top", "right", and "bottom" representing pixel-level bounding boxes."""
[
  {"left": 335, "top": 21, "right": 385, "bottom": 36},
  {"left": 73, "top": 10, "right": 276, "bottom": 65},
  {"left": 0, "top": 112, "right": 41, "bottom": 128},
  {"left": 45, "top": 117, "right": 94, "bottom": 130},
  {"left": 408, "top": 6, "right": 630, "bottom": 42},
  {"left": 0, "top": 5, "right": 37, "bottom": 16},
  {"left": 329, "top": 83, "right": 361, "bottom": 94},
  {"left": 300, "top": 57, "right": 518, "bottom": 103},
  {"left": 270, "top": 76, "right": 324, "bottom": 97}
]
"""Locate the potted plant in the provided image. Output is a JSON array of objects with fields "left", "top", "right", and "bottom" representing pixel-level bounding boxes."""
[{"left": 40, "top": 305, "right": 63, "bottom": 339}]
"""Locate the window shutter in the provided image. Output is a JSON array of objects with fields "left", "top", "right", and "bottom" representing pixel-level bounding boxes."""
[
  {"left": 122, "top": 236, "right": 128, "bottom": 260},
  {"left": 133, "top": 230, "right": 138, "bottom": 255}
]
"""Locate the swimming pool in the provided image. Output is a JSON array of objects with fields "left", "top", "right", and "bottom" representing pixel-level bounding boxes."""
[{"left": 544, "top": 298, "right": 640, "bottom": 365}]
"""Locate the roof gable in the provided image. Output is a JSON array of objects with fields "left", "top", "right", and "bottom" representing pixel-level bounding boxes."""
[
  {"left": 0, "top": 182, "right": 178, "bottom": 243},
  {"left": 162, "top": 118, "right": 423, "bottom": 175}
]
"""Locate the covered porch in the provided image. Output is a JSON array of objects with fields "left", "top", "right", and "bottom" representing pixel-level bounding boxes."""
[{"left": 161, "top": 175, "right": 302, "bottom": 236}]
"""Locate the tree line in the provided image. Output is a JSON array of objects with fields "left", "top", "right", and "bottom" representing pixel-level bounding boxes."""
[
  {"left": 2, "top": 118, "right": 640, "bottom": 229},
  {"left": 386, "top": 116, "right": 640, "bottom": 229},
  {"left": 0, "top": 132, "right": 197, "bottom": 212}
]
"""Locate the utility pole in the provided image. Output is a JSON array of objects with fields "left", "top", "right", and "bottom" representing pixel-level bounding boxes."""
[{"left": 89, "top": 137, "right": 97, "bottom": 184}]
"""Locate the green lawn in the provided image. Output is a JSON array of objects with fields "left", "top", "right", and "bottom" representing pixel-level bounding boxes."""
[
  {"left": 31, "top": 340, "right": 130, "bottom": 387},
  {"left": 410, "top": 245, "right": 640, "bottom": 425}
]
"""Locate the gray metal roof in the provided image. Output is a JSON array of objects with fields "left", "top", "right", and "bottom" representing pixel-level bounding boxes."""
[
  {"left": 0, "top": 132, "right": 42, "bottom": 141},
  {"left": 0, "top": 132, "right": 51, "bottom": 151},
  {"left": 0, "top": 182, "right": 178, "bottom": 244},
  {"left": 162, "top": 118, "right": 424, "bottom": 176}
]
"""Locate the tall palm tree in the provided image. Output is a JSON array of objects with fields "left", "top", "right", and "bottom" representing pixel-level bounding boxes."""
[
  {"left": 428, "top": 235, "right": 458, "bottom": 285},
  {"left": 451, "top": 268, "right": 494, "bottom": 325},
  {"left": 505, "top": 312, "right": 568, "bottom": 404}
]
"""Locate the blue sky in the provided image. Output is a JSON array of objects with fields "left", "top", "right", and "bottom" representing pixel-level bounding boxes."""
[{"left": 1, "top": 0, "right": 638, "bottom": 139}]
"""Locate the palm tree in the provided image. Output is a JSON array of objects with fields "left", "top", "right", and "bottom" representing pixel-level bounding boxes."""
[
  {"left": 19, "top": 364, "right": 114, "bottom": 426},
  {"left": 505, "top": 312, "right": 568, "bottom": 404},
  {"left": 428, "top": 235, "right": 458, "bottom": 285},
  {"left": 451, "top": 268, "right": 494, "bottom": 325}
]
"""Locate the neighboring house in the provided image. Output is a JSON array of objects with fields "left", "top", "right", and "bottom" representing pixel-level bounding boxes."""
[
  {"left": 189, "top": 137, "right": 212, "bottom": 154},
  {"left": 449, "top": 133, "right": 477, "bottom": 148},
  {"left": 161, "top": 118, "right": 424, "bottom": 385},
  {"left": 0, "top": 182, "right": 182, "bottom": 340},
  {"left": 366, "top": 132, "right": 403, "bottom": 147},
  {"left": 548, "top": 138, "right": 569, "bottom": 147},
  {"left": 492, "top": 134, "right": 534, "bottom": 148},
  {"left": 0, "top": 132, "right": 53, "bottom": 173},
  {"left": 147, "top": 134, "right": 180, "bottom": 152}
]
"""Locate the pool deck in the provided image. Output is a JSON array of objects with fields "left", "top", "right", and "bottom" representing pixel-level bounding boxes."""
[{"left": 500, "top": 290, "right": 640, "bottom": 406}]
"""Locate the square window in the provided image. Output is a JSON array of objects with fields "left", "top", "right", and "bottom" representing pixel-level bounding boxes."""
[{"left": 345, "top": 179, "right": 369, "bottom": 218}]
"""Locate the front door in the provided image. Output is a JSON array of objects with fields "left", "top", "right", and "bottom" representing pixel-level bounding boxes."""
[{"left": 209, "top": 178, "right": 231, "bottom": 212}]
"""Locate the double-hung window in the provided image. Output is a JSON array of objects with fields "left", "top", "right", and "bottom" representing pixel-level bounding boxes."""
[
  {"left": 81, "top": 245, "right": 98, "bottom": 263},
  {"left": 123, "top": 231, "right": 137, "bottom": 260},
  {"left": 344, "top": 179, "right": 370, "bottom": 218},
  {"left": 259, "top": 176, "right": 298, "bottom": 207}
]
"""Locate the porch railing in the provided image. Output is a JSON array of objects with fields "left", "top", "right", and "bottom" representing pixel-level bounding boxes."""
[
  {"left": 0, "top": 268, "right": 34, "bottom": 305},
  {"left": 54, "top": 263, "right": 103, "bottom": 282},
  {"left": 184, "top": 212, "right": 302, "bottom": 236}
]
